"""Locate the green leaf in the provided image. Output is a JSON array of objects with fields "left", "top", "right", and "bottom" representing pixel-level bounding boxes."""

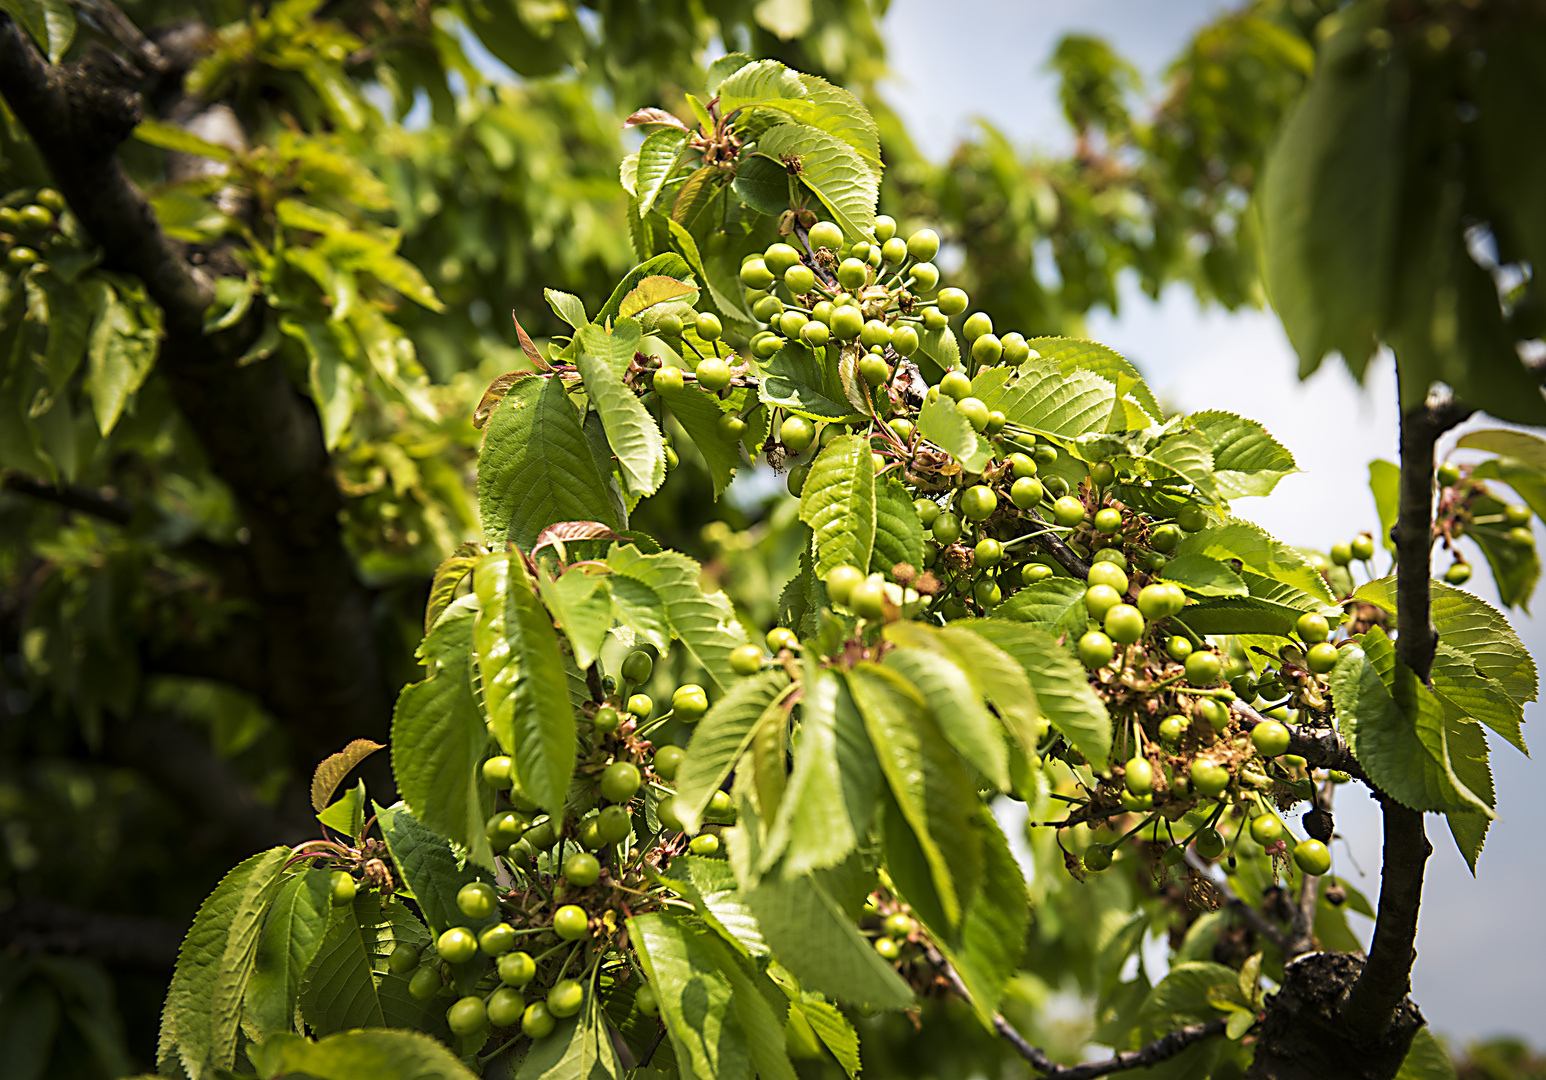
[
  {"left": 546, "top": 289, "right": 588, "bottom": 330},
  {"left": 1188, "top": 411, "right": 1297, "bottom": 498},
  {"left": 473, "top": 553, "right": 576, "bottom": 819},
  {"left": 595, "top": 253, "right": 695, "bottom": 327},
  {"left": 734, "top": 152, "right": 796, "bottom": 216},
  {"left": 1430, "top": 642, "right": 1528, "bottom": 756},
  {"left": 757, "top": 340, "right": 854, "bottom": 422},
  {"left": 1024, "top": 337, "right": 1162, "bottom": 421},
  {"left": 1145, "top": 430, "right": 1220, "bottom": 503},
  {"left": 1353, "top": 576, "right": 1537, "bottom": 710},
  {"left": 628, "top": 914, "right": 750, "bottom": 1080},
  {"left": 916, "top": 395, "right": 992, "bottom": 472},
  {"left": 714, "top": 948, "right": 798, "bottom": 1080},
  {"left": 318, "top": 780, "right": 366, "bottom": 837},
  {"left": 1458, "top": 428, "right": 1546, "bottom": 472},
  {"left": 605, "top": 543, "right": 751, "bottom": 692},
  {"left": 636, "top": 129, "right": 691, "bottom": 217},
  {"left": 973, "top": 357, "right": 1117, "bottom": 438},
  {"left": 956, "top": 620, "right": 1113, "bottom": 771},
  {"left": 575, "top": 321, "right": 666, "bottom": 498},
  {"left": 847, "top": 663, "right": 982, "bottom": 928},
  {"left": 478, "top": 377, "right": 620, "bottom": 550},
  {"left": 374, "top": 803, "right": 491, "bottom": 935},
  {"left": 1394, "top": 1026, "right": 1458, "bottom": 1080},
  {"left": 1369, "top": 459, "right": 1400, "bottom": 553},
  {"left": 883, "top": 622, "right": 1044, "bottom": 758},
  {"left": 157, "top": 848, "right": 290, "bottom": 1078},
  {"left": 537, "top": 566, "right": 613, "bottom": 670},
  {"left": 654, "top": 375, "right": 747, "bottom": 498},
  {"left": 251, "top": 1029, "right": 478, "bottom": 1080},
  {"left": 936, "top": 808, "right": 1027, "bottom": 1023},
  {"left": 872, "top": 477, "right": 925, "bottom": 577},
  {"left": 789, "top": 992, "right": 860, "bottom": 1078},
  {"left": 675, "top": 669, "right": 790, "bottom": 833},
  {"left": 1259, "top": 30, "right": 1402, "bottom": 382},
  {"left": 1158, "top": 553, "right": 1249, "bottom": 598},
  {"left": 309, "top": 740, "right": 385, "bottom": 815},
  {"left": 746, "top": 871, "right": 913, "bottom": 1011},
  {"left": 757, "top": 124, "right": 878, "bottom": 239},
  {"left": 245, "top": 868, "right": 334, "bottom": 1036},
  {"left": 620, "top": 276, "right": 697, "bottom": 321},
  {"left": 1140, "top": 962, "right": 1241, "bottom": 1026},
  {"left": 391, "top": 595, "right": 495, "bottom": 870},
  {"left": 425, "top": 544, "right": 480, "bottom": 635},
  {"left": 655, "top": 855, "right": 768, "bottom": 957},
  {"left": 132, "top": 117, "right": 236, "bottom": 161},
  {"left": 1, "top": 0, "right": 75, "bottom": 62},
  {"left": 516, "top": 987, "right": 623, "bottom": 1080},
  {"left": 84, "top": 282, "right": 158, "bottom": 436},
  {"left": 764, "top": 663, "right": 881, "bottom": 875},
  {"left": 1331, "top": 628, "right": 1494, "bottom": 817},
  {"left": 882, "top": 647, "right": 1009, "bottom": 791},
  {"left": 995, "top": 578, "right": 1090, "bottom": 643},
  {"left": 718, "top": 58, "right": 809, "bottom": 115},
  {"left": 1175, "top": 519, "right": 1338, "bottom": 616},
  {"left": 798, "top": 434, "right": 876, "bottom": 578}
]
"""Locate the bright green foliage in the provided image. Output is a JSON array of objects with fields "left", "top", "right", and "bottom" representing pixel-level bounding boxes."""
[{"left": 4, "top": 6, "right": 1541, "bottom": 1077}]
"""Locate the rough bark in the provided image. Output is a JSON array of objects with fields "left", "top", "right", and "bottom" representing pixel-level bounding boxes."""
[
  {"left": 0, "top": 19, "right": 394, "bottom": 787},
  {"left": 1246, "top": 390, "right": 1471, "bottom": 1079}
]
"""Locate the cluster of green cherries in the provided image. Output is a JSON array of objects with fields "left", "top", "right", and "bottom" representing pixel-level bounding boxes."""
[
  {"left": 1084, "top": 605, "right": 1343, "bottom": 882},
  {"left": 1432, "top": 458, "right": 1534, "bottom": 585},
  {"left": 0, "top": 188, "right": 69, "bottom": 273},
  {"left": 386, "top": 646, "right": 764, "bottom": 1045},
  {"left": 735, "top": 216, "right": 953, "bottom": 365}
]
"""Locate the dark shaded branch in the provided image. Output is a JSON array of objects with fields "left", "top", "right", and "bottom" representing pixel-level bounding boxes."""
[
  {"left": 0, "top": 19, "right": 394, "bottom": 787},
  {"left": 1230, "top": 698, "right": 1365, "bottom": 782},
  {"left": 0, "top": 898, "right": 183, "bottom": 969},
  {"left": 2, "top": 471, "right": 134, "bottom": 524},
  {"left": 1184, "top": 849, "right": 1289, "bottom": 954},
  {"left": 1340, "top": 393, "right": 1468, "bottom": 1042},
  {"left": 927, "top": 943, "right": 1228, "bottom": 1078},
  {"left": 1023, "top": 507, "right": 1093, "bottom": 579},
  {"left": 1040, "top": 1020, "right": 1230, "bottom": 1080},
  {"left": 103, "top": 714, "right": 314, "bottom": 852}
]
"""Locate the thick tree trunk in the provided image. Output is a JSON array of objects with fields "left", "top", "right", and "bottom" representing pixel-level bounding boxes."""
[
  {"left": 0, "top": 20, "right": 394, "bottom": 792},
  {"left": 1247, "top": 381, "right": 1469, "bottom": 1080}
]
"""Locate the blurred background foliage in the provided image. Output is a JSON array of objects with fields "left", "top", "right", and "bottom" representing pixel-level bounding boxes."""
[{"left": 1, "top": 0, "right": 1542, "bottom": 1075}]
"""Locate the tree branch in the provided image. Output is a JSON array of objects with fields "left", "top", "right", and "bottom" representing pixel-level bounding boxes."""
[
  {"left": 0, "top": 18, "right": 395, "bottom": 785},
  {"left": 925, "top": 943, "right": 1228, "bottom": 1078},
  {"left": 2, "top": 471, "right": 135, "bottom": 524},
  {"left": 0, "top": 898, "right": 183, "bottom": 969},
  {"left": 1022, "top": 507, "right": 1093, "bottom": 579},
  {"left": 1339, "top": 391, "right": 1468, "bottom": 1042}
]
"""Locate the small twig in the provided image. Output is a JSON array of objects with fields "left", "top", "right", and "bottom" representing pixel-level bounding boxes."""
[
  {"left": 1183, "top": 849, "right": 1288, "bottom": 954},
  {"left": 924, "top": 942, "right": 1227, "bottom": 1078},
  {"left": 1019, "top": 507, "right": 1092, "bottom": 579},
  {"left": 637, "top": 1023, "right": 668, "bottom": 1068}
]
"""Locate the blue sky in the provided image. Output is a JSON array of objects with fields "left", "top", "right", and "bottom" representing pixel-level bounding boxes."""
[{"left": 879, "top": 0, "right": 1546, "bottom": 1043}]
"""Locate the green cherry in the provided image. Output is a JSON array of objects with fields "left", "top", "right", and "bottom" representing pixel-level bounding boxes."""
[
  {"left": 1052, "top": 496, "right": 1086, "bottom": 528},
  {"left": 671, "top": 684, "right": 709, "bottom": 722},
  {"left": 447, "top": 995, "right": 487, "bottom": 1036},
  {"left": 729, "top": 644, "right": 765, "bottom": 675},
  {"left": 1294, "top": 839, "right": 1332, "bottom": 876},
  {"left": 1104, "top": 604, "right": 1145, "bottom": 645},
  {"left": 1306, "top": 642, "right": 1340, "bottom": 674},
  {"left": 1079, "top": 631, "right": 1115, "bottom": 669},
  {"left": 825, "top": 565, "right": 865, "bottom": 605},
  {"left": 1296, "top": 612, "right": 1330, "bottom": 643},
  {"left": 1251, "top": 721, "right": 1292, "bottom": 757},
  {"left": 600, "top": 761, "right": 642, "bottom": 802},
  {"left": 1185, "top": 651, "right": 1224, "bottom": 685},
  {"left": 653, "top": 744, "right": 685, "bottom": 779},
  {"left": 503, "top": 951, "right": 541, "bottom": 982},
  {"left": 553, "top": 905, "right": 590, "bottom": 941}
]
